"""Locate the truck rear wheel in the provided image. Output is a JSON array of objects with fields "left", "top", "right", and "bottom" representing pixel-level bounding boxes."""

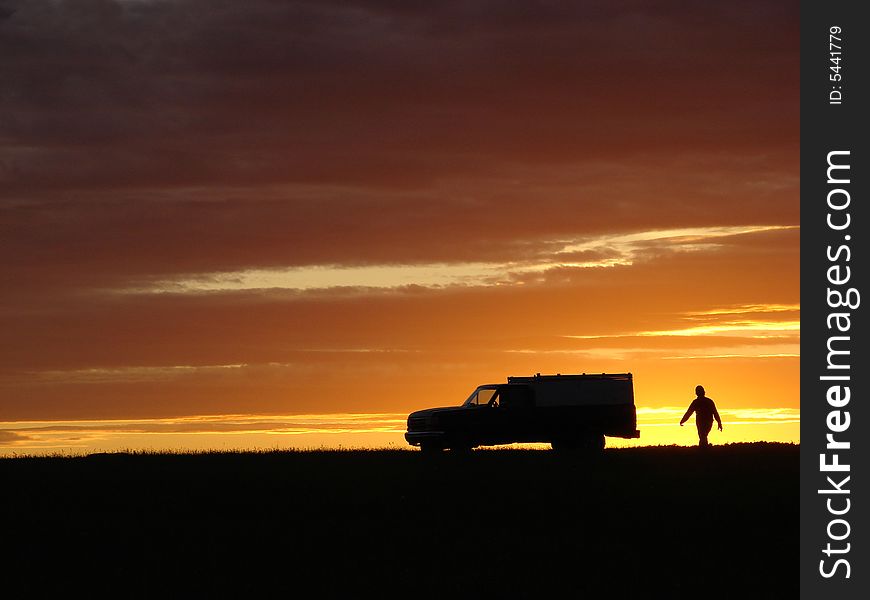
[
  {"left": 586, "top": 433, "right": 605, "bottom": 452},
  {"left": 419, "top": 443, "right": 442, "bottom": 454},
  {"left": 551, "top": 433, "right": 605, "bottom": 453}
]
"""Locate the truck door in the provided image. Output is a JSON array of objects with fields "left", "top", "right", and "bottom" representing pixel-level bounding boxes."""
[
  {"left": 466, "top": 387, "right": 506, "bottom": 444},
  {"left": 498, "top": 385, "right": 535, "bottom": 442}
]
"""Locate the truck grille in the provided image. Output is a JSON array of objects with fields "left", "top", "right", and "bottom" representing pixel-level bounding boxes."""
[{"left": 408, "top": 416, "right": 428, "bottom": 432}]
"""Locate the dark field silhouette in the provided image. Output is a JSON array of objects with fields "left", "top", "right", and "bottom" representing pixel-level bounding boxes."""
[{"left": 1, "top": 443, "right": 797, "bottom": 598}]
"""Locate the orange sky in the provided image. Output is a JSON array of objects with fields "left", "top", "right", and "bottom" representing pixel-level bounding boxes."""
[{"left": 0, "top": 1, "right": 799, "bottom": 454}]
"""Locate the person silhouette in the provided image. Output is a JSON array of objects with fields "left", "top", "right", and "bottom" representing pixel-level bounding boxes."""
[{"left": 679, "top": 385, "right": 722, "bottom": 447}]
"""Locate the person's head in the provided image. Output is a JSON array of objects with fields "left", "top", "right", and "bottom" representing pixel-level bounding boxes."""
[{"left": 695, "top": 385, "right": 705, "bottom": 397}]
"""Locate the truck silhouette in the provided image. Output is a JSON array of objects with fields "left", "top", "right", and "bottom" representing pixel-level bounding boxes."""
[{"left": 405, "top": 372, "right": 640, "bottom": 451}]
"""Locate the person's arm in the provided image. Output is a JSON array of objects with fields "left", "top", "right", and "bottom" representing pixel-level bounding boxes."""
[
  {"left": 713, "top": 402, "right": 723, "bottom": 431},
  {"left": 679, "top": 400, "right": 696, "bottom": 426}
]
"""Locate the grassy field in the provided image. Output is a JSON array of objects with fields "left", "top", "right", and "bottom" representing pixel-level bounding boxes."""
[{"left": 1, "top": 443, "right": 797, "bottom": 598}]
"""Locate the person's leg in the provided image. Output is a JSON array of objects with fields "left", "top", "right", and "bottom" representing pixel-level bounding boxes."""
[{"left": 698, "top": 421, "right": 712, "bottom": 447}]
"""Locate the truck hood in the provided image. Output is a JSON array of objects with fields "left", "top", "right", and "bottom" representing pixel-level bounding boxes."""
[{"left": 408, "top": 406, "right": 467, "bottom": 420}]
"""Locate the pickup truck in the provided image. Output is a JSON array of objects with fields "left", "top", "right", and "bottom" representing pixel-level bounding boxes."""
[{"left": 405, "top": 372, "right": 640, "bottom": 451}]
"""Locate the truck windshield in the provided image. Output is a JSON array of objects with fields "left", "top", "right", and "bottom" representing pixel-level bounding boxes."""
[{"left": 462, "top": 386, "right": 499, "bottom": 407}]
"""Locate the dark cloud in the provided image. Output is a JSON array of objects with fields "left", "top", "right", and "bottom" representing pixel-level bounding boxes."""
[
  {"left": 1, "top": 2, "right": 797, "bottom": 176},
  {"left": 1, "top": 1, "right": 798, "bottom": 291},
  {"left": 2, "top": 0, "right": 797, "bottom": 192}
]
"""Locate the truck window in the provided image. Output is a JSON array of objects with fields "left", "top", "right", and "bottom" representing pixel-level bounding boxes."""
[
  {"left": 477, "top": 389, "right": 495, "bottom": 406},
  {"left": 474, "top": 389, "right": 498, "bottom": 407},
  {"left": 462, "top": 386, "right": 501, "bottom": 407}
]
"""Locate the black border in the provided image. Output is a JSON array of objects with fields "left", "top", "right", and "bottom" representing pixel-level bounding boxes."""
[{"left": 800, "top": 2, "right": 867, "bottom": 597}]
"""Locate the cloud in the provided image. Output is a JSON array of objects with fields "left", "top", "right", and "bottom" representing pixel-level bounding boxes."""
[
  {"left": 660, "top": 353, "right": 799, "bottom": 360},
  {"left": 2, "top": 1, "right": 798, "bottom": 299},
  {"left": 0, "top": 430, "right": 32, "bottom": 443},
  {"left": 33, "top": 363, "right": 250, "bottom": 384},
  {"left": 0, "top": 238, "right": 801, "bottom": 421},
  {"left": 685, "top": 304, "right": 800, "bottom": 317},
  {"left": 115, "top": 225, "right": 797, "bottom": 294},
  {"left": 29, "top": 356, "right": 416, "bottom": 384},
  {"left": 136, "top": 262, "right": 516, "bottom": 294},
  {"left": 1, "top": 1, "right": 798, "bottom": 191},
  {"left": 505, "top": 343, "right": 800, "bottom": 362},
  {"left": 565, "top": 302, "right": 800, "bottom": 341},
  {"left": 634, "top": 320, "right": 800, "bottom": 338}
]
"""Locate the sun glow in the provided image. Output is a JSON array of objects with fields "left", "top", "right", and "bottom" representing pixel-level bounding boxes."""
[{"left": 0, "top": 407, "right": 799, "bottom": 456}]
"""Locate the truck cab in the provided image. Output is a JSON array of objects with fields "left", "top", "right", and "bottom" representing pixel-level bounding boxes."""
[{"left": 405, "top": 373, "right": 640, "bottom": 452}]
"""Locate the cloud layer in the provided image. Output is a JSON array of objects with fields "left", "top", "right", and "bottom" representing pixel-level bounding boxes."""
[{"left": 0, "top": 1, "right": 798, "bottom": 433}]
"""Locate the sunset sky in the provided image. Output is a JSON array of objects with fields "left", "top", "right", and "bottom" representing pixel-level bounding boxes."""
[{"left": 0, "top": 0, "right": 799, "bottom": 454}]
